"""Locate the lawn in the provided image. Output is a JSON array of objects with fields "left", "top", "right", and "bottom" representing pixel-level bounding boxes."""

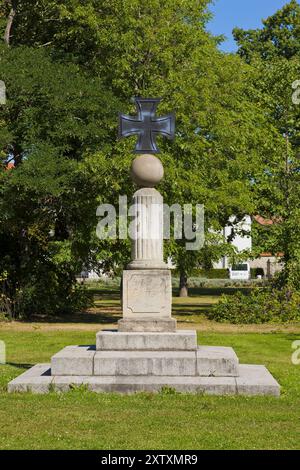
[{"left": 0, "top": 286, "right": 300, "bottom": 450}]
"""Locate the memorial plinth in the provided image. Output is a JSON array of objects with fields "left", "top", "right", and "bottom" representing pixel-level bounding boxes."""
[
  {"left": 120, "top": 184, "right": 175, "bottom": 332},
  {"left": 8, "top": 98, "right": 280, "bottom": 396}
]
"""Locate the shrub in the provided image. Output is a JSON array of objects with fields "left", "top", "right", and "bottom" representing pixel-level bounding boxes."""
[
  {"left": 208, "top": 288, "right": 300, "bottom": 324},
  {"left": 14, "top": 275, "right": 93, "bottom": 319},
  {"left": 197, "top": 269, "right": 229, "bottom": 279},
  {"left": 0, "top": 293, "right": 13, "bottom": 321},
  {"left": 0, "top": 312, "right": 9, "bottom": 322},
  {"left": 173, "top": 268, "right": 229, "bottom": 279}
]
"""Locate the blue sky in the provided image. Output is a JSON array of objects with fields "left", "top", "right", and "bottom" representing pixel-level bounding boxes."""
[{"left": 207, "top": 0, "right": 297, "bottom": 52}]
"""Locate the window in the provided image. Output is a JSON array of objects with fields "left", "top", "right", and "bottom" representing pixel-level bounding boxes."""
[{"left": 231, "top": 264, "right": 248, "bottom": 272}]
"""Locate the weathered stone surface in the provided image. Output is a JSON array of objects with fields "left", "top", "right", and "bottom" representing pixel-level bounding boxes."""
[
  {"left": 93, "top": 346, "right": 238, "bottom": 377},
  {"left": 196, "top": 346, "right": 239, "bottom": 377},
  {"left": 122, "top": 270, "right": 171, "bottom": 318},
  {"left": 52, "top": 375, "right": 85, "bottom": 392},
  {"left": 45, "top": 375, "right": 238, "bottom": 394},
  {"left": 7, "top": 364, "right": 52, "bottom": 394},
  {"left": 96, "top": 330, "right": 197, "bottom": 351},
  {"left": 51, "top": 345, "right": 95, "bottom": 376},
  {"left": 94, "top": 351, "right": 197, "bottom": 376},
  {"left": 49, "top": 375, "right": 237, "bottom": 394},
  {"left": 7, "top": 363, "right": 281, "bottom": 396},
  {"left": 118, "top": 317, "right": 176, "bottom": 332},
  {"left": 84, "top": 376, "right": 237, "bottom": 395},
  {"left": 127, "top": 188, "right": 168, "bottom": 270},
  {"left": 236, "top": 364, "right": 280, "bottom": 397}
]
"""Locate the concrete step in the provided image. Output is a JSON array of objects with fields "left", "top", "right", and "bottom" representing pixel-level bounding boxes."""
[
  {"left": 7, "top": 363, "right": 280, "bottom": 396},
  {"left": 96, "top": 330, "right": 197, "bottom": 351},
  {"left": 197, "top": 346, "right": 239, "bottom": 377},
  {"left": 51, "top": 345, "right": 95, "bottom": 376},
  {"left": 50, "top": 345, "right": 239, "bottom": 377},
  {"left": 94, "top": 350, "right": 197, "bottom": 376}
]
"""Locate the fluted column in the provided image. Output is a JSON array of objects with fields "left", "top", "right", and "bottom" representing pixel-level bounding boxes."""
[{"left": 127, "top": 187, "right": 167, "bottom": 269}]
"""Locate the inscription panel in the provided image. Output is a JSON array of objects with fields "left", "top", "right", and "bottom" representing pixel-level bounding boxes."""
[{"left": 122, "top": 270, "right": 171, "bottom": 318}]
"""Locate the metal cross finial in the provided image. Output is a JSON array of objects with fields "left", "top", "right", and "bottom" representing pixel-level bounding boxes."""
[{"left": 119, "top": 98, "right": 175, "bottom": 154}]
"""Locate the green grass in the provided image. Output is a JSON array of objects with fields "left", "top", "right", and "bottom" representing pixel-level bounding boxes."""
[
  {"left": 0, "top": 284, "right": 299, "bottom": 449},
  {"left": 0, "top": 328, "right": 300, "bottom": 449}
]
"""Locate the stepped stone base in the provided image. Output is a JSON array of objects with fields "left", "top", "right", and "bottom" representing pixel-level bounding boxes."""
[
  {"left": 7, "top": 363, "right": 280, "bottom": 396},
  {"left": 49, "top": 343, "right": 239, "bottom": 378},
  {"left": 118, "top": 318, "right": 177, "bottom": 332},
  {"left": 51, "top": 345, "right": 95, "bottom": 376},
  {"left": 96, "top": 330, "right": 196, "bottom": 350},
  {"left": 7, "top": 329, "right": 280, "bottom": 396}
]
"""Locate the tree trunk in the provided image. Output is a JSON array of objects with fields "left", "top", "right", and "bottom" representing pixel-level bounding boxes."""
[
  {"left": 4, "top": 1, "right": 17, "bottom": 46},
  {"left": 179, "top": 271, "right": 188, "bottom": 297}
]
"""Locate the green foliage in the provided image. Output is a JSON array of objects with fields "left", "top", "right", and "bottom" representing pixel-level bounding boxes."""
[
  {"left": 14, "top": 271, "right": 93, "bottom": 319},
  {"left": 233, "top": 1, "right": 300, "bottom": 61},
  {"left": 0, "top": 45, "right": 118, "bottom": 160},
  {"left": 234, "top": 1, "right": 300, "bottom": 292},
  {"left": 1, "top": 0, "right": 297, "bottom": 312},
  {"left": 174, "top": 268, "right": 229, "bottom": 279},
  {"left": 0, "top": 45, "right": 119, "bottom": 318},
  {"left": 209, "top": 288, "right": 300, "bottom": 324},
  {"left": 197, "top": 269, "right": 229, "bottom": 279},
  {"left": 0, "top": 0, "right": 277, "bottom": 307}
]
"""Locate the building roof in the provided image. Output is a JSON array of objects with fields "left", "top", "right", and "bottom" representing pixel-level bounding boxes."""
[
  {"left": 260, "top": 252, "right": 284, "bottom": 258},
  {"left": 253, "top": 215, "right": 282, "bottom": 226}
]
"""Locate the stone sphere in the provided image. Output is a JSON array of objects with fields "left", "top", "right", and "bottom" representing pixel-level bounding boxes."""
[{"left": 130, "top": 154, "right": 164, "bottom": 187}]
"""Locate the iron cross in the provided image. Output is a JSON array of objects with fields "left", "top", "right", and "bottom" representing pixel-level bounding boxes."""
[{"left": 119, "top": 98, "right": 175, "bottom": 154}]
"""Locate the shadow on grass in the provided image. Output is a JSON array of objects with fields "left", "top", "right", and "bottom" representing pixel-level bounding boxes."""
[
  {"left": 88, "top": 288, "right": 120, "bottom": 300},
  {"left": 21, "top": 312, "right": 121, "bottom": 325},
  {"left": 6, "top": 362, "right": 32, "bottom": 370}
]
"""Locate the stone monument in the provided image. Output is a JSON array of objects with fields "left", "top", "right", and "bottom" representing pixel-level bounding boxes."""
[{"left": 8, "top": 98, "right": 280, "bottom": 395}]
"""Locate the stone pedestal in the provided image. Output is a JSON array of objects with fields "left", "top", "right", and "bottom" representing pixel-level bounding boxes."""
[
  {"left": 119, "top": 268, "right": 176, "bottom": 332},
  {"left": 120, "top": 184, "right": 176, "bottom": 331}
]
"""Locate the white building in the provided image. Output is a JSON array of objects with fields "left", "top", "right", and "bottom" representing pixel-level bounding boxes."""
[
  {"left": 214, "top": 215, "right": 283, "bottom": 278},
  {"left": 214, "top": 216, "right": 252, "bottom": 269}
]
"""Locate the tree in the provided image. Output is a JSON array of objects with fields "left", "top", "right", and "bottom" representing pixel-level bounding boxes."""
[
  {"left": 2, "top": 0, "right": 17, "bottom": 46},
  {"left": 0, "top": 45, "right": 119, "bottom": 317},
  {"left": 233, "top": 0, "right": 300, "bottom": 62},
  {"left": 234, "top": 1, "right": 300, "bottom": 291},
  {"left": 50, "top": 0, "right": 277, "bottom": 296},
  {"left": 0, "top": 0, "right": 282, "bottom": 305}
]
